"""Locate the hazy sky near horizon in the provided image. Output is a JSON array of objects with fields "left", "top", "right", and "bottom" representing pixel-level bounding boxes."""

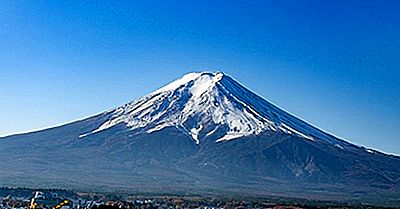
[{"left": 0, "top": 0, "right": 399, "bottom": 154}]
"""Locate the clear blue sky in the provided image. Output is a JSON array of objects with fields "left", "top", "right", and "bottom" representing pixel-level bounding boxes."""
[{"left": 0, "top": 0, "right": 399, "bottom": 155}]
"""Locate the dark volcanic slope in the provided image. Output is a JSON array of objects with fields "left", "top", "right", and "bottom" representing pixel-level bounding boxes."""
[{"left": 1, "top": 72, "right": 399, "bottom": 206}]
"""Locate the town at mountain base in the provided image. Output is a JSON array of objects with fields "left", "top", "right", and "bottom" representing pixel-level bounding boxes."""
[{"left": 0, "top": 72, "right": 399, "bottom": 206}]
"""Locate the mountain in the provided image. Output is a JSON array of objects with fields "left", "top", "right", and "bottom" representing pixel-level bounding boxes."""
[
  {"left": 1, "top": 72, "right": 399, "bottom": 206},
  {"left": 78, "top": 72, "right": 330, "bottom": 144}
]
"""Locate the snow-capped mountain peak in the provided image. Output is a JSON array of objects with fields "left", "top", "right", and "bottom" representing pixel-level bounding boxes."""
[
  {"left": 80, "top": 72, "right": 338, "bottom": 144},
  {"left": 153, "top": 72, "right": 224, "bottom": 96}
]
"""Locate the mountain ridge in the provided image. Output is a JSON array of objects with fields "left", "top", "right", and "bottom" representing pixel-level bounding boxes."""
[
  {"left": 3, "top": 71, "right": 392, "bottom": 156},
  {"left": 1, "top": 71, "right": 399, "bottom": 206}
]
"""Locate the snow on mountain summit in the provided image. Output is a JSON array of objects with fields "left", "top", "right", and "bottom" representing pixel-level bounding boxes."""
[{"left": 80, "top": 72, "right": 340, "bottom": 144}]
